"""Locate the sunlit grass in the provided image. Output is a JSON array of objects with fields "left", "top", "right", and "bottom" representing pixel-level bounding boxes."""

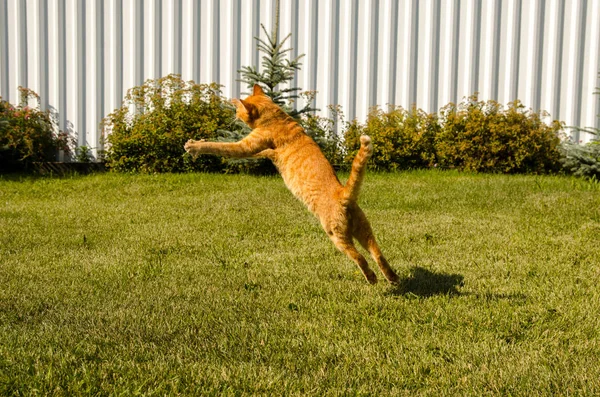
[{"left": 1, "top": 171, "right": 599, "bottom": 395}]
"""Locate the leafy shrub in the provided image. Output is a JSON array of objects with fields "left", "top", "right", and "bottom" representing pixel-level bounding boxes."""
[
  {"left": 102, "top": 74, "right": 341, "bottom": 175},
  {"left": 436, "top": 97, "right": 563, "bottom": 173},
  {"left": 103, "top": 74, "right": 247, "bottom": 173},
  {"left": 343, "top": 106, "right": 439, "bottom": 171},
  {"left": 0, "top": 87, "right": 71, "bottom": 172},
  {"left": 342, "top": 97, "right": 563, "bottom": 174},
  {"left": 102, "top": 75, "right": 565, "bottom": 175},
  {"left": 299, "top": 104, "right": 345, "bottom": 167}
]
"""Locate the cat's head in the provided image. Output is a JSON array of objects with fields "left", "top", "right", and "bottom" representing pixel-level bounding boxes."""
[{"left": 232, "top": 84, "right": 276, "bottom": 128}]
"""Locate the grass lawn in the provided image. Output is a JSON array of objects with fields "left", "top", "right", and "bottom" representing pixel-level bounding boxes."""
[{"left": 1, "top": 170, "right": 599, "bottom": 395}]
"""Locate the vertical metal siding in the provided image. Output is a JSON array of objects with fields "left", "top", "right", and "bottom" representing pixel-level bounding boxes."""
[{"left": 1, "top": 0, "right": 599, "bottom": 156}]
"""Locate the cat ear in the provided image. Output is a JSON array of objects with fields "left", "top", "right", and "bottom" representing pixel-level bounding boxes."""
[
  {"left": 253, "top": 84, "right": 265, "bottom": 96},
  {"left": 233, "top": 98, "right": 257, "bottom": 119},
  {"left": 232, "top": 98, "right": 244, "bottom": 111},
  {"left": 243, "top": 101, "right": 258, "bottom": 118},
  {"left": 232, "top": 98, "right": 252, "bottom": 111}
]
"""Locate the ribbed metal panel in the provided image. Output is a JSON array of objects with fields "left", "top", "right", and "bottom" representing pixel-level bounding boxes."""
[{"left": 1, "top": 0, "right": 599, "bottom": 156}]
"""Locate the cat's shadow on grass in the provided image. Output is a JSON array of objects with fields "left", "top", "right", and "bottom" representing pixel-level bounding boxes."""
[
  {"left": 386, "top": 267, "right": 527, "bottom": 301},
  {"left": 386, "top": 267, "right": 464, "bottom": 297}
]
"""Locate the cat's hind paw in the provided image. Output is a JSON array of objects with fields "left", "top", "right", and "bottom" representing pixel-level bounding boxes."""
[
  {"left": 384, "top": 270, "right": 400, "bottom": 285},
  {"left": 364, "top": 269, "right": 378, "bottom": 285}
]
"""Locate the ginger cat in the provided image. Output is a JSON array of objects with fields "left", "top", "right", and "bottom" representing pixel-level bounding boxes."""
[{"left": 184, "top": 84, "right": 399, "bottom": 284}]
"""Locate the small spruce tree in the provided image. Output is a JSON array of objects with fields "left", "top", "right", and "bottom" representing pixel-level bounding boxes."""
[
  {"left": 562, "top": 72, "right": 600, "bottom": 180},
  {"left": 238, "top": 24, "right": 316, "bottom": 118},
  {"left": 216, "top": 22, "right": 343, "bottom": 169}
]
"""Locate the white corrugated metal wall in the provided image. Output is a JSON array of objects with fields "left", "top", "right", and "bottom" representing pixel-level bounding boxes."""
[{"left": 1, "top": 0, "right": 599, "bottom": 158}]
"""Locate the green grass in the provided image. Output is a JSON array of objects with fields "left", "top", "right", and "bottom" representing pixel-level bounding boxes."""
[{"left": 1, "top": 170, "right": 599, "bottom": 395}]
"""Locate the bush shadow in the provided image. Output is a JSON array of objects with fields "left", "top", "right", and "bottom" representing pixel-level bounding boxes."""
[{"left": 386, "top": 267, "right": 464, "bottom": 297}]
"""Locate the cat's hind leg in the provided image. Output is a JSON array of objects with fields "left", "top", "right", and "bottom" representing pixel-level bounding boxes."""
[
  {"left": 351, "top": 207, "right": 400, "bottom": 284},
  {"left": 328, "top": 232, "right": 378, "bottom": 284}
]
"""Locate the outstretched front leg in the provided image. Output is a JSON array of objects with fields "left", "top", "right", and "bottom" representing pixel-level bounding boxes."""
[
  {"left": 184, "top": 130, "right": 272, "bottom": 159},
  {"left": 252, "top": 149, "right": 275, "bottom": 159}
]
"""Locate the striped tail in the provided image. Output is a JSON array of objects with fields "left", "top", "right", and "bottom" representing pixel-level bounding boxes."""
[{"left": 341, "top": 135, "right": 373, "bottom": 205}]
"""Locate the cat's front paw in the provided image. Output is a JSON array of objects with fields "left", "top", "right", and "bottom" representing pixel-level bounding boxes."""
[
  {"left": 360, "top": 135, "right": 373, "bottom": 155},
  {"left": 184, "top": 139, "right": 205, "bottom": 159}
]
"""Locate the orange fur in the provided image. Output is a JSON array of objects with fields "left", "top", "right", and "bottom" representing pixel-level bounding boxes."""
[{"left": 184, "top": 84, "right": 399, "bottom": 284}]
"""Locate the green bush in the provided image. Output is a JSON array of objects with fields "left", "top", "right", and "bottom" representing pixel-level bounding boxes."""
[
  {"left": 0, "top": 88, "right": 70, "bottom": 172},
  {"left": 342, "top": 97, "right": 563, "bottom": 174},
  {"left": 102, "top": 75, "right": 565, "bottom": 175},
  {"left": 299, "top": 104, "right": 345, "bottom": 167},
  {"left": 343, "top": 106, "right": 438, "bottom": 171},
  {"left": 436, "top": 97, "right": 563, "bottom": 173},
  {"left": 103, "top": 74, "right": 247, "bottom": 173}
]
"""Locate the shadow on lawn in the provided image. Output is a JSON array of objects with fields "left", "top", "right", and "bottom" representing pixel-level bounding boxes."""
[
  {"left": 386, "top": 267, "right": 528, "bottom": 301},
  {"left": 386, "top": 267, "right": 464, "bottom": 297}
]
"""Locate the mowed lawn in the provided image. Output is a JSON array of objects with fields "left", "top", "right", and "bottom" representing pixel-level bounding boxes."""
[{"left": 1, "top": 171, "right": 599, "bottom": 395}]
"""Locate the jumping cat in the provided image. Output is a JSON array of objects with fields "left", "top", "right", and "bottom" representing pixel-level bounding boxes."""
[{"left": 184, "top": 84, "right": 399, "bottom": 284}]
